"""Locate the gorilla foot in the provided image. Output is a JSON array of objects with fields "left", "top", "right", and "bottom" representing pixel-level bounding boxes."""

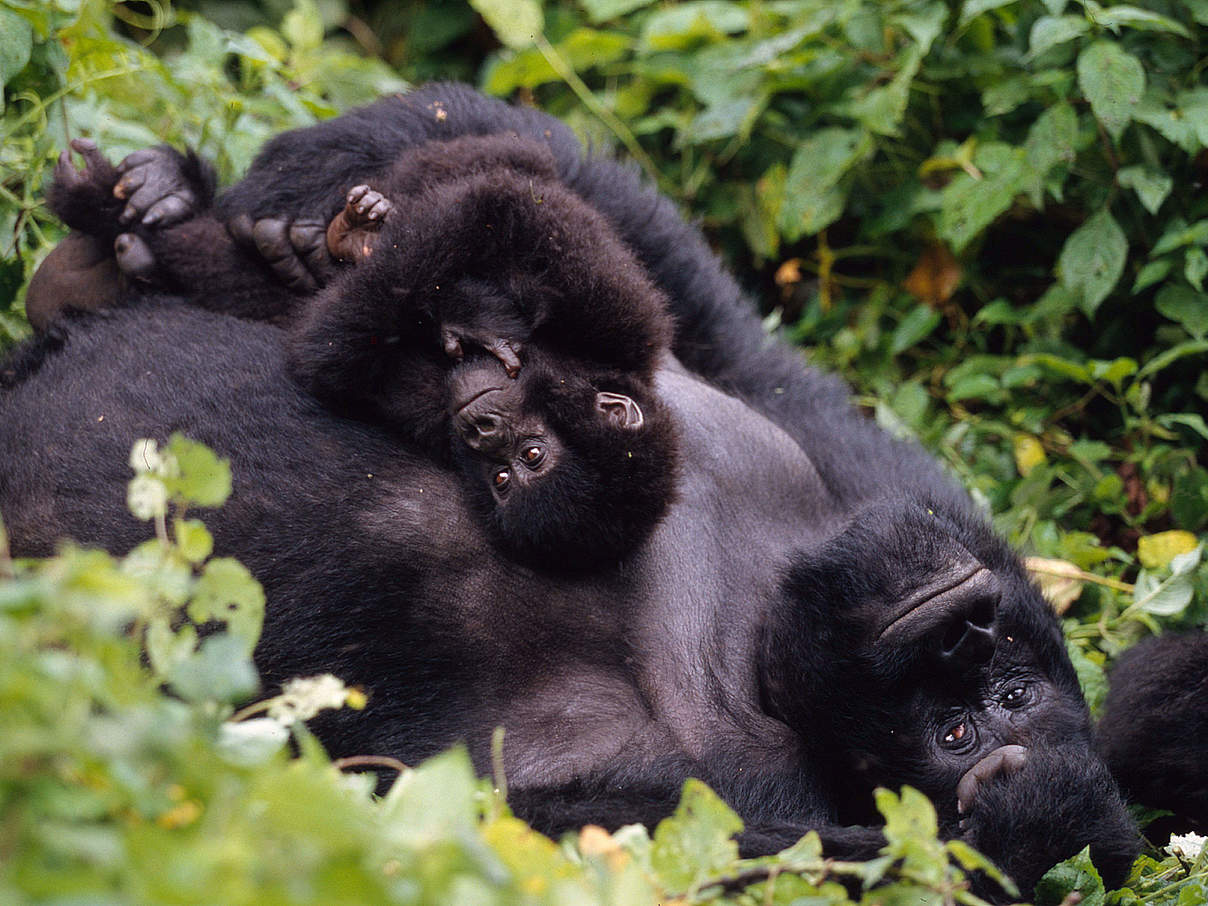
[
  {"left": 957, "top": 744, "right": 1028, "bottom": 816},
  {"left": 228, "top": 213, "right": 330, "bottom": 294},
  {"left": 326, "top": 184, "right": 392, "bottom": 263},
  {"left": 47, "top": 138, "right": 121, "bottom": 234},
  {"left": 114, "top": 146, "right": 203, "bottom": 228}
]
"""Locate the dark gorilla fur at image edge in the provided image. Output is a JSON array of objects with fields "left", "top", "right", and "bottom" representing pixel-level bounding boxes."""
[{"left": 5, "top": 83, "right": 1139, "bottom": 896}]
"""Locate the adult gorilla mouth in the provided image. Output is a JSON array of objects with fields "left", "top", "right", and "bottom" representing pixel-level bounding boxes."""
[
  {"left": 878, "top": 565, "right": 999, "bottom": 646},
  {"left": 957, "top": 744, "right": 1029, "bottom": 815}
]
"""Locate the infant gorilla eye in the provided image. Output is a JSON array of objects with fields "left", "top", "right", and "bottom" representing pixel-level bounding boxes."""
[
  {"left": 493, "top": 468, "right": 511, "bottom": 493},
  {"left": 520, "top": 445, "right": 545, "bottom": 468}
]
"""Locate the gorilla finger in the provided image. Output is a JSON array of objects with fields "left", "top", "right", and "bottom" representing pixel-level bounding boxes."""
[
  {"left": 253, "top": 218, "right": 317, "bottom": 292},
  {"left": 116, "top": 148, "right": 160, "bottom": 174},
  {"left": 54, "top": 150, "right": 83, "bottom": 188},
  {"left": 441, "top": 329, "right": 465, "bottom": 361},
  {"left": 956, "top": 744, "right": 1028, "bottom": 815},
  {"left": 346, "top": 185, "right": 370, "bottom": 205},
  {"left": 69, "top": 138, "right": 108, "bottom": 172},
  {"left": 142, "top": 193, "right": 195, "bottom": 227},
  {"left": 487, "top": 340, "right": 523, "bottom": 378},
  {"left": 114, "top": 232, "right": 156, "bottom": 278},
  {"left": 113, "top": 166, "right": 147, "bottom": 201},
  {"left": 367, "top": 197, "right": 393, "bottom": 221},
  {"left": 289, "top": 220, "right": 332, "bottom": 278},
  {"left": 227, "top": 213, "right": 255, "bottom": 248}
]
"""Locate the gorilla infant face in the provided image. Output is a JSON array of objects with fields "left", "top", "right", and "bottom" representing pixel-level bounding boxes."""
[{"left": 447, "top": 353, "right": 678, "bottom": 571}]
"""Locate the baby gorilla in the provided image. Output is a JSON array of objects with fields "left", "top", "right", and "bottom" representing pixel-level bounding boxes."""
[
  {"left": 289, "top": 141, "right": 681, "bottom": 569},
  {"left": 32, "top": 136, "right": 680, "bottom": 570},
  {"left": 1099, "top": 633, "right": 1208, "bottom": 830}
]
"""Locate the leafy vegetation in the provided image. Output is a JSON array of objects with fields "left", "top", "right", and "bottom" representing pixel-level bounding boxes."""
[{"left": 2, "top": 0, "right": 1208, "bottom": 901}]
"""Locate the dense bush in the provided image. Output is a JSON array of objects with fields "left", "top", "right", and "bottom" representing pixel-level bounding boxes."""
[{"left": 1, "top": 0, "right": 1207, "bottom": 900}]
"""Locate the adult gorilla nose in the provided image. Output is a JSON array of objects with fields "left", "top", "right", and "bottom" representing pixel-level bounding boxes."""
[
  {"left": 879, "top": 566, "right": 1000, "bottom": 664},
  {"left": 454, "top": 406, "right": 509, "bottom": 453}
]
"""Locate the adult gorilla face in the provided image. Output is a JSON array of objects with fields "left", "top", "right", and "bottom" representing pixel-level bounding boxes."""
[{"left": 760, "top": 499, "right": 1135, "bottom": 891}]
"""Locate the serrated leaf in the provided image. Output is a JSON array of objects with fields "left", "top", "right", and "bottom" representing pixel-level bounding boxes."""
[
  {"left": 893, "top": 2, "right": 947, "bottom": 54},
  {"left": 1155, "top": 285, "right": 1208, "bottom": 339},
  {"left": 938, "top": 144, "right": 1027, "bottom": 252},
  {"left": 1118, "top": 166, "right": 1172, "bottom": 215},
  {"left": 165, "top": 434, "right": 232, "bottom": 508},
  {"left": 640, "top": 2, "right": 749, "bottom": 50},
  {"left": 1036, "top": 846, "right": 1107, "bottom": 906},
  {"left": 1065, "top": 642, "right": 1108, "bottom": 715},
  {"left": 469, "top": 0, "right": 543, "bottom": 49},
  {"left": 1029, "top": 15, "right": 1090, "bottom": 58},
  {"left": 1137, "top": 531, "right": 1200, "bottom": 569},
  {"left": 1187, "top": 248, "right": 1208, "bottom": 292},
  {"left": 1077, "top": 41, "right": 1145, "bottom": 141},
  {"left": 1134, "top": 570, "right": 1195, "bottom": 618},
  {"left": 1057, "top": 208, "right": 1127, "bottom": 316},
  {"left": 779, "top": 128, "right": 870, "bottom": 240},
  {"left": 651, "top": 780, "right": 743, "bottom": 893},
  {"left": 876, "top": 786, "right": 938, "bottom": 843},
  {"left": 187, "top": 557, "right": 266, "bottom": 653},
  {"left": 837, "top": 46, "right": 922, "bottom": 136}
]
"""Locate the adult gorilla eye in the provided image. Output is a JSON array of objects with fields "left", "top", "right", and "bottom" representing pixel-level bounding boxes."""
[
  {"left": 521, "top": 445, "right": 545, "bottom": 468},
  {"left": 1002, "top": 686, "right": 1029, "bottom": 708},
  {"left": 493, "top": 468, "right": 511, "bottom": 493},
  {"left": 940, "top": 720, "right": 973, "bottom": 749}
]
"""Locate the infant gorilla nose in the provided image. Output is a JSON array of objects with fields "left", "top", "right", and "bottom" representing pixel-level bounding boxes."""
[{"left": 957, "top": 744, "right": 1028, "bottom": 815}]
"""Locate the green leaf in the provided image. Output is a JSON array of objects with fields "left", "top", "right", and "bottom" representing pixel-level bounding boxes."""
[
  {"left": 167, "top": 633, "right": 260, "bottom": 703},
  {"left": 216, "top": 717, "right": 290, "bottom": 767},
  {"left": 837, "top": 46, "right": 922, "bottom": 136},
  {"left": 468, "top": 0, "right": 543, "bottom": 49},
  {"left": 174, "top": 518, "right": 214, "bottom": 565},
  {"left": 1172, "top": 468, "right": 1208, "bottom": 530},
  {"left": 959, "top": 0, "right": 1021, "bottom": 27},
  {"left": 1118, "top": 166, "right": 1172, "bottom": 215},
  {"left": 893, "top": 2, "right": 948, "bottom": 55},
  {"left": 1077, "top": 41, "right": 1145, "bottom": 141},
  {"left": 1028, "top": 15, "right": 1090, "bottom": 59},
  {"left": 778, "top": 128, "right": 871, "bottom": 240},
  {"left": 1133, "top": 569, "right": 1195, "bottom": 618},
  {"left": 641, "top": 2, "right": 749, "bottom": 51},
  {"left": 1188, "top": 248, "right": 1208, "bottom": 292},
  {"left": 1152, "top": 218, "right": 1208, "bottom": 256},
  {"left": 165, "top": 434, "right": 232, "bottom": 508},
  {"left": 947, "top": 839, "right": 1019, "bottom": 898},
  {"left": 1155, "top": 285, "right": 1208, "bottom": 339},
  {"left": 938, "top": 145, "right": 1027, "bottom": 252},
  {"left": 1092, "top": 6, "right": 1191, "bottom": 37},
  {"left": 890, "top": 305, "right": 943, "bottom": 355},
  {"left": 187, "top": 557, "right": 266, "bottom": 654},
  {"left": 1024, "top": 102, "right": 1078, "bottom": 205},
  {"left": 1057, "top": 208, "right": 1127, "bottom": 316},
  {"left": 281, "top": 0, "right": 325, "bottom": 50},
  {"left": 651, "top": 780, "right": 743, "bottom": 893},
  {"left": 580, "top": 0, "right": 656, "bottom": 24},
  {"left": 1132, "top": 258, "right": 1172, "bottom": 293},
  {"left": 1035, "top": 846, "right": 1107, "bottom": 906},
  {"left": 380, "top": 747, "right": 481, "bottom": 845},
  {"left": 0, "top": 7, "right": 33, "bottom": 94},
  {"left": 1065, "top": 641, "right": 1108, "bottom": 715}
]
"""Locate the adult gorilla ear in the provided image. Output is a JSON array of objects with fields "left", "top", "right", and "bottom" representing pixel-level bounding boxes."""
[{"left": 596, "top": 391, "right": 644, "bottom": 430}]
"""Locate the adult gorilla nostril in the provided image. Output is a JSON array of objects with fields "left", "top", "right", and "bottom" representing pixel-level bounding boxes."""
[{"left": 940, "top": 619, "right": 997, "bottom": 664}]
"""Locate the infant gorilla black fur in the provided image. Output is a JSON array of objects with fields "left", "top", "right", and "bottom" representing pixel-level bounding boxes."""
[
  {"left": 1099, "top": 633, "right": 1208, "bottom": 830},
  {"left": 37, "top": 135, "right": 681, "bottom": 571}
]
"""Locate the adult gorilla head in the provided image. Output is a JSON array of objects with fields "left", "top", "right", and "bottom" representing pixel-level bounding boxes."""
[{"left": 761, "top": 497, "right": 1137, "bottom": 891}]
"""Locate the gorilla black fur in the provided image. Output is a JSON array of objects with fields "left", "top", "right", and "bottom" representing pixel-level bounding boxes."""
[
  {"left": 1099, "top": 633, "right": 1208, "bottom": 829},
  {"left": 8, "top": 84, "right": 1140, "bottom": 896}
]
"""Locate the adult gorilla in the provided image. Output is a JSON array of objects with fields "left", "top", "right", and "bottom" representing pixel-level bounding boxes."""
[{"left": 3, "top": 86, "right": 1137, "bottom": 895}]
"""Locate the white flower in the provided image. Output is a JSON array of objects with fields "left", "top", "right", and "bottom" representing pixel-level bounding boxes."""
[
  {"left": 267, "top": 674, "right": 352, "bottom": 726},
  {"left": 1166, "top": 832, "right": 1206, "bottom": 861}
]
